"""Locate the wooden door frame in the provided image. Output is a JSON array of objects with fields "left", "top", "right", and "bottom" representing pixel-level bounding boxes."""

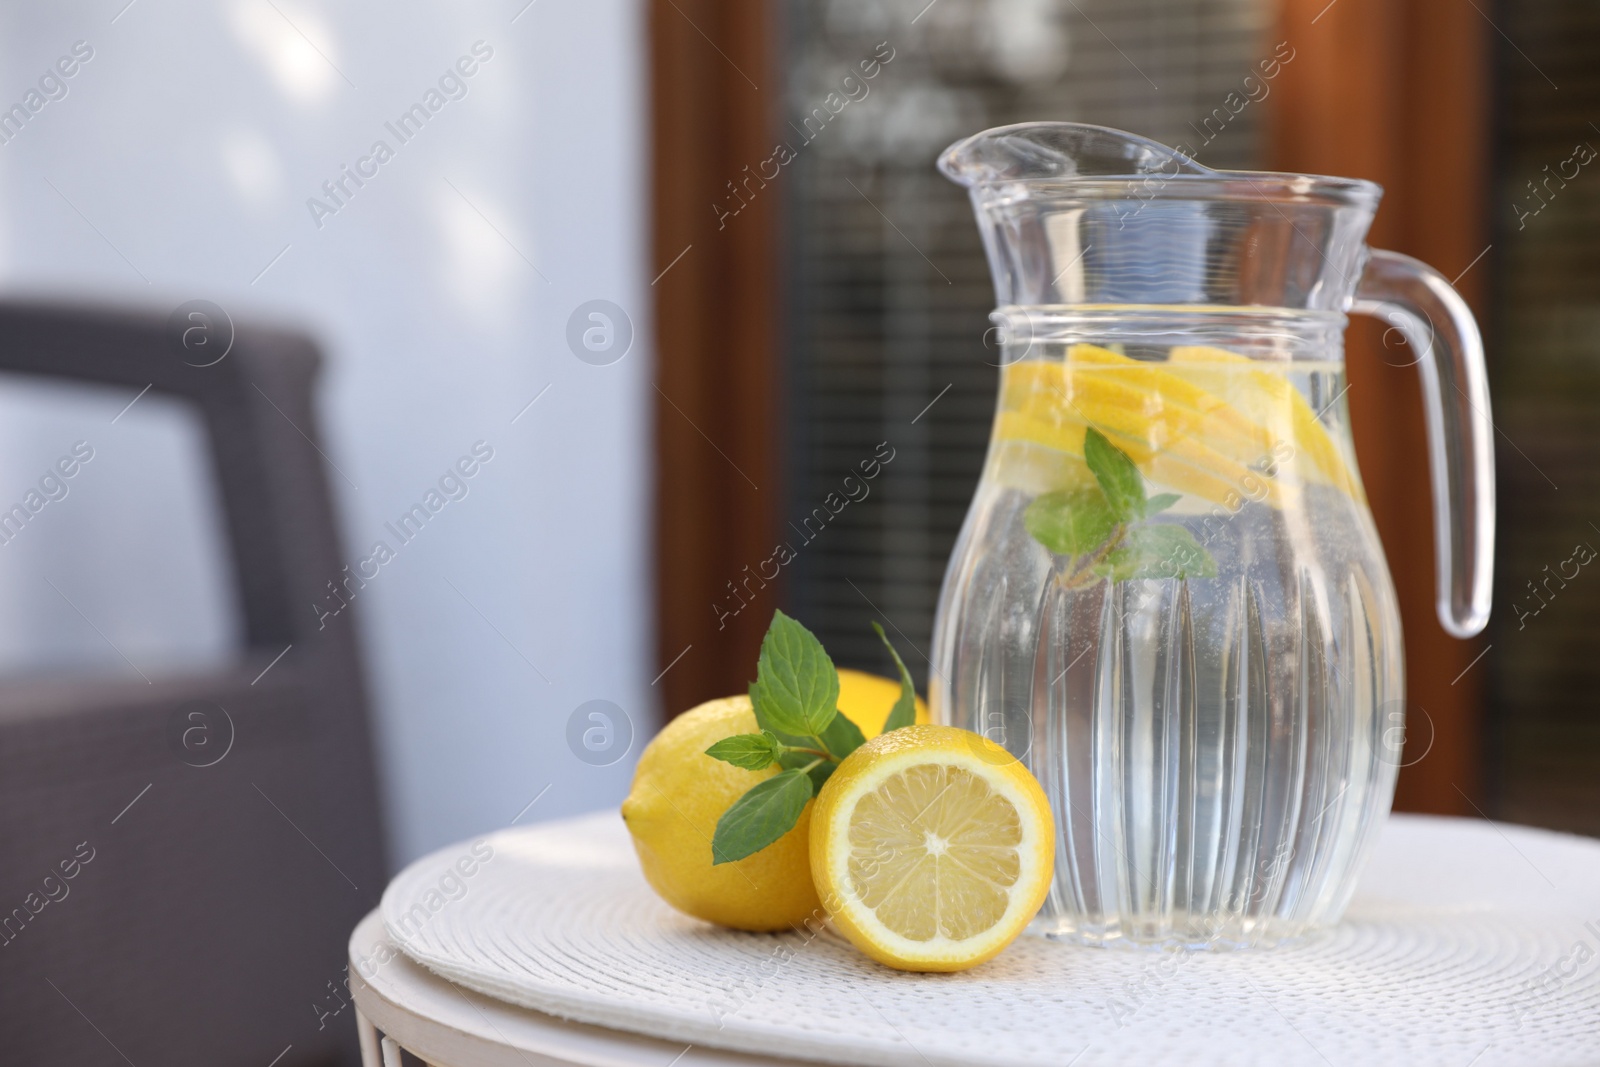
[
  {"left": 1270, "top": 0, "right": 1493, "bottom": 812},
  {"left": 649, "top": 0, "right": 784, "bottom": 719}
]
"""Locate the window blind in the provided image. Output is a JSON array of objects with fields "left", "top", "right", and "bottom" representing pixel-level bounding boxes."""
[
  {"left": 1487, "top": 0, "right": 1600, "bottom": 837},
  {"left": 782, "top": 0, "right": 1272, "bottom": 681}
]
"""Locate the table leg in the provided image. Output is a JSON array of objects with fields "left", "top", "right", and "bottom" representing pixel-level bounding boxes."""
[{"left": 355, "top": 1008, "right": 383, "bottom": 1067}]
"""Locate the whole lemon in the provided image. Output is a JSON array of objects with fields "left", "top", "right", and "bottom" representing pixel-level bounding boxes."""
[
  {"left": 620, "top": 671, "right": 926, "bottom": 932},
  {"left": 622, "top": 694, "right": 819, "bottom": 931},
  {"left": 837, "top": 668, "right": 929, "bottom": 738}
]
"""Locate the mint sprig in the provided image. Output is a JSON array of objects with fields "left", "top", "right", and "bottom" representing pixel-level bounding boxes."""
[
  {"left": 751, "top": 611, "right": 839, "bottom": 740},
  {"left": 704, "top": 731, "right": 782, "bottom": 771},
  {"left": 704, "top": 610, "right": 920, "bottom": 864},
  {"left": 1145, "top": 492, "right": 1181, "bottom": 516},
  {"left": 711, "top": 769, "right": 813, "bottom": 864},
  {"left": 818, "top": 712, "right": 867, "bottom": 763},
  {"left": 1083, "top": 425, "right": 1146, "bottom": 521},
  {"left": 1024, "top": 427, "right": 1216, "bottom": 587},
  {"left": 872, "top": 622, "right": 918, "bottom": 734},
  {"left": 1097, "top": 523, "right": 1217, "bottom": 581},
  {"left": 1024, "top": 487, "right": 1115, "bottom": 556}
]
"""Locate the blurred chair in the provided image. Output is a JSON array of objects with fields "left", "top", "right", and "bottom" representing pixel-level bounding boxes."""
[{"left": 0, "top": 303, "right": 386, "bottom": 1066}]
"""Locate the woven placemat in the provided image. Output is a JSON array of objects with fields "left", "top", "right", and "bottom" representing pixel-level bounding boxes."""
[{"left": 381, "top": 811, "right": 1600, "bottom": 1067}]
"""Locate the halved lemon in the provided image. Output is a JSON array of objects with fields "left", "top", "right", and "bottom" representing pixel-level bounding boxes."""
[{"left": 810, "top": 724, "right": 1055, "bottom": 972}]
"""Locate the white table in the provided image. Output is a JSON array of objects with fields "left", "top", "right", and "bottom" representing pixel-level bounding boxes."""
[
  {"left": 351, "top": 812, "right": 1600, "bottom": 1067},
  {"left": 348, "top": 909, "right": 823, "bottom": 1067}
]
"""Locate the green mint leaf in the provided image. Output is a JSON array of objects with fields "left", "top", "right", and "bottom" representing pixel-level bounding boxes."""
[
  {"left": 748, "top": 681, "right": 806, "bottom": 748},
  {"left": 1024, "top": 487, "right": 1117, "bottom": 557},
  {"left": 1084, "top": 427, "right": 1146, "bottom": 522},
  {"left": 818, "top": 710, "right": 867, "bottom": 761},
  {"left": 704, "top": 731, "right": 781, "bottom": 771},
  {"left": 1094, "top": 523, "right": 1218, "bottom": 581},
  {"left": 1145, "top": 492, "right": 1181, "bottom": 516},
  {"left": 779, "top": 750, "right": 836, "bottom": 791},
  {"left": 872, "top": 621, "right": 918, "bottom": 734},
  {"left": 711, "top": 768, "right": 813, "bottom": 864},
  {"left": 754, "top": 611, "right": 839, "bottom": 739},
  {"left": 775, "top": 750, "right": 829, "bottom": 793},
  {"left": 805, "top": 761, "right": 836, "bottom": 791}
]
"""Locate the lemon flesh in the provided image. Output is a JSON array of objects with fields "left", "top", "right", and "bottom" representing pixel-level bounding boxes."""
[{"left": 811, "top": 725, "right": 1055, "bottom": 972}]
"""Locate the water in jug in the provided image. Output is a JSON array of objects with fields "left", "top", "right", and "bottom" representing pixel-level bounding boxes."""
[{"left": 931, "top": 123, "right": 1494, "bottom": 949}]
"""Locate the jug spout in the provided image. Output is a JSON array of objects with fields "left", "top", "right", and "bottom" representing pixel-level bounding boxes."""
[
  {"left": 938, "top": 121, "right": 1382, "bottom": 312},
  {"left": 937, "top": 122, "right": 1212, "bottom": 186}
]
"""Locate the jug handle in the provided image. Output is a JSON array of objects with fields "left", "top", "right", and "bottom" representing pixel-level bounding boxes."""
[{"left": 1352, "top": 248, "right": 1495, "bottom": 638}]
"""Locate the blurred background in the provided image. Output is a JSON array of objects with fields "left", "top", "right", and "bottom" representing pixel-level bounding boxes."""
[{"left": 0, "top": 0, "right": 1594, "bottom": 1063}]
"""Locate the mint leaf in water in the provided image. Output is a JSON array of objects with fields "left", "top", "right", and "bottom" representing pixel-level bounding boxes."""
[
  {"left": 753, "top": 611, "right": 839, "bottom": 739},
  {"left": 711, "top": 768, "right": 813, "bottom": 864},
  {"left": 1145, "top": 492, "right": 1181, "bottom": 516},
  {"left": 705, "top": 731, "right": 781, "bottom": 771},
  {"left": 1095, "top": 523, "right": 1217, "bottom": 581},
  {"left": 872, "top": 621, "right": 918, "bottom": 734},
  {"left": 1024, "top": 487, "right": 1117, "bottom": 557},
  {"left": 1083, "top": 427, "right": 1146, "bottom": 522}
]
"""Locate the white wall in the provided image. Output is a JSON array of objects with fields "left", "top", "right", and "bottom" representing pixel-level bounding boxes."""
[{"left": 0, "top": 0, "right": 653, "bottom": 865}]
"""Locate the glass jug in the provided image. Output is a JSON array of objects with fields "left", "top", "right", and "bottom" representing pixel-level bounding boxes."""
[{"left": 931, "top": 123, "right": 1494, "bottom": 949}]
